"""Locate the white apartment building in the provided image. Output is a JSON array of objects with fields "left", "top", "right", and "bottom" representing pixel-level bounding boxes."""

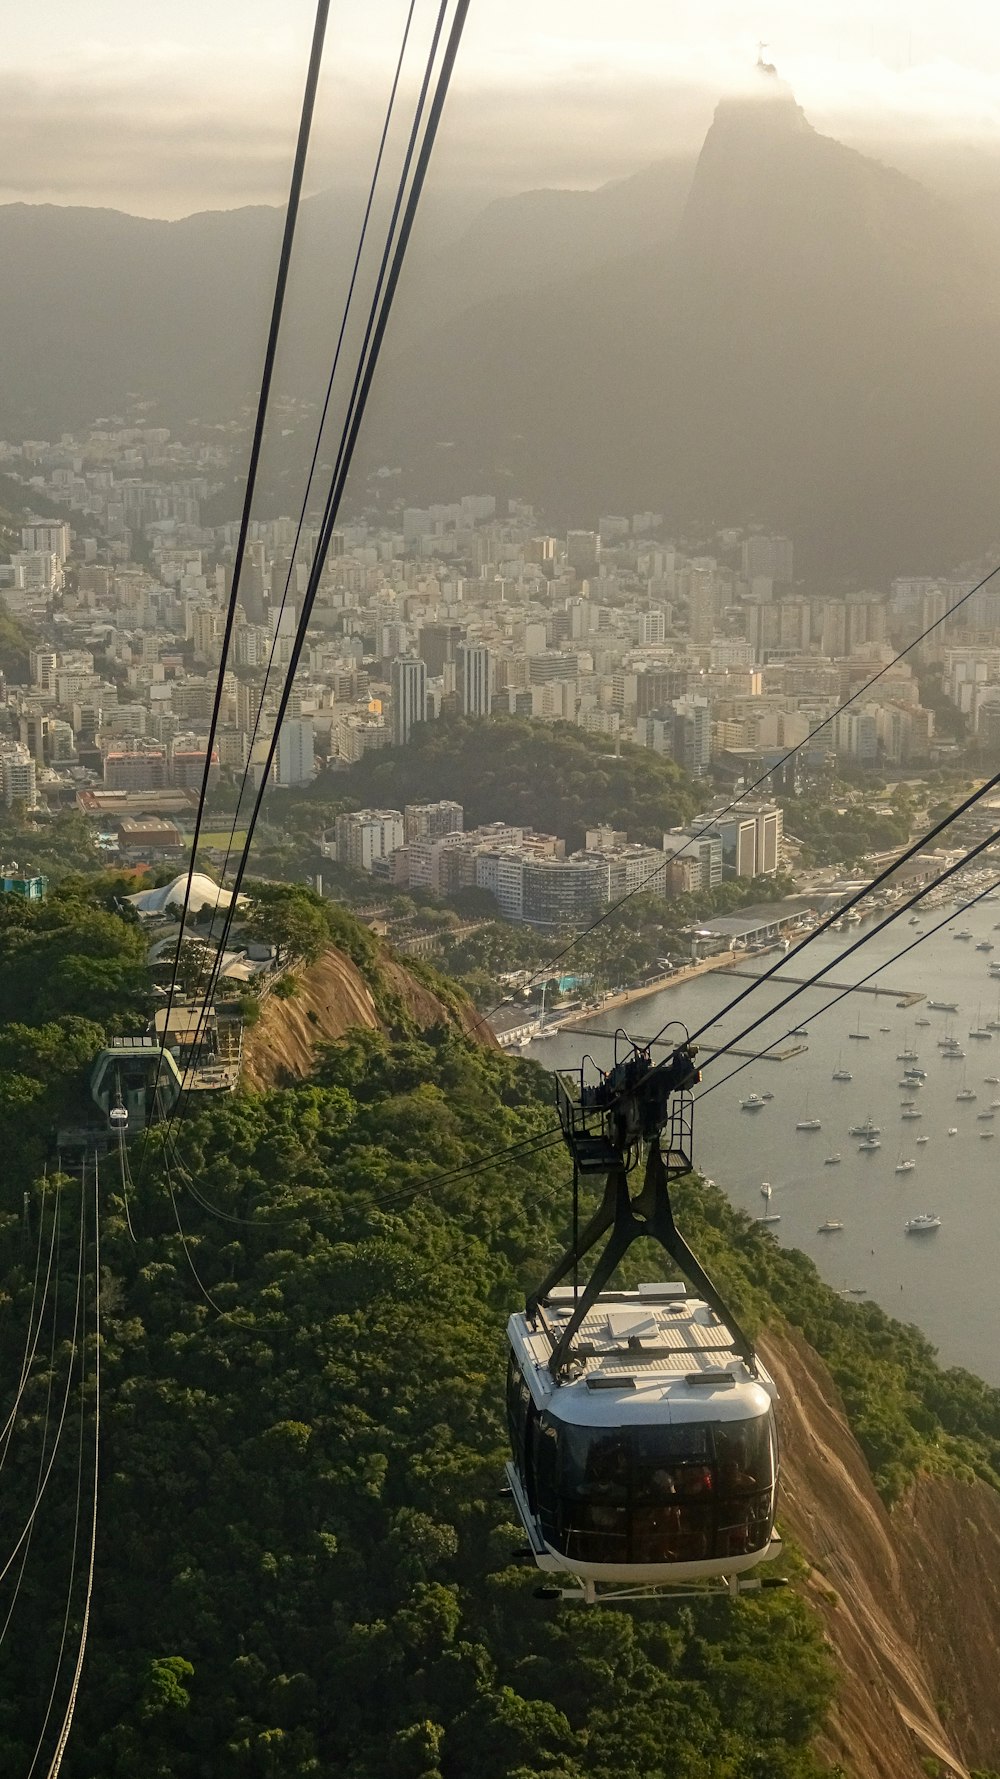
[
  {"left": 2, "top": 748, "right": 37, "bottom": 807},
  {"left": 334, "top": 808, "right": 404, "bottom": 873},
  {"left": 277, "top": 718, "right": 315, "bottom": 788}
]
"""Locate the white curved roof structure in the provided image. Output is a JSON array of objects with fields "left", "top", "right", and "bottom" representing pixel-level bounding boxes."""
[{"left": 127, "top": 872, "right": 245, "bottom": 918}]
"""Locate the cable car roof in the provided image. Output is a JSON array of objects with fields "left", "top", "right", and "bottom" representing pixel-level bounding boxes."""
[{"left": 509, "top": 1286, "right": 776, "bottom": 1428}]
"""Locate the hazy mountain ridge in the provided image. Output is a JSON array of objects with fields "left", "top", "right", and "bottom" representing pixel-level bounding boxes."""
[
  {"left": 5, "top": 91, "right": 1000, "bottom": 574},
  {"left": 362, "top": 83, "right": 1000, "bottom": 576}
]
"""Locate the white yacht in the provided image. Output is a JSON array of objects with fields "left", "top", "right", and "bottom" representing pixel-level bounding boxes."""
[
  {"left": 849, "top": 1118, "right": 880, "bottom": 1138},
  {"left": 818, "top": 1219, "right": 844, "bottom": 1233},
  {"left": 741, "top": 1093, "right": 765, "bottom": 1112},
  {"left": 824, "top": 1153, "right": 842, "bottom": 1165},
  {"left": 895, "top": 1156, "right": 916, "bottom": 1173},
  {"left": 905, "top": 1213, "right": 941, "bottom": 1233}
]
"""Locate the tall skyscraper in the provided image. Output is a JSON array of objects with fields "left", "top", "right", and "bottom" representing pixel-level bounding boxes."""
[
  {"left": 277, "top": 718, "right": 315, "bottom": 787},
  {"left": 391, "top": 657, "right": 427, "bottom": 747},
  {"left": 457, "top": 643, "right": 492, "bottom": 717}
]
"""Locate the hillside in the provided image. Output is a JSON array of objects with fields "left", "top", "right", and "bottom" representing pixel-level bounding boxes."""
[
  {"left": 5, "top": 880, "right": 1000, "bottom": 1771},
  {"left": 243, "top": 937, "right": 494, "bottom": 1090},
  {"left": 311, "top": 715, "right": 696, "bottom": 851}
]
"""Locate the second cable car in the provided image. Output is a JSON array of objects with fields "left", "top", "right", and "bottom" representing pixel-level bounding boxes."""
[{"left": 506, "top": 1038, "right": 782, "bottom": 1602}]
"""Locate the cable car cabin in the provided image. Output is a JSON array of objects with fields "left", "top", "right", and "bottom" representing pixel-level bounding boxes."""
[
  {"left": 109, "top": 1107, "right": 128, "bottom": 1129},
  {"left": 506, "top": 1285, "right": 779, "bottom": 1597}
]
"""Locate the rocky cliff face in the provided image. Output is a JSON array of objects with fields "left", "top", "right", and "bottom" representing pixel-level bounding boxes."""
[
  {"left": 769, "top": 1322, "right": 1000, "bottom": 1778},
  {"left": 241, "top": 941, "right": 493, "bottom": 1091}
]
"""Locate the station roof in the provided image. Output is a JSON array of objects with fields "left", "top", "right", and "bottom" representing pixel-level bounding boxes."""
[{"left": 127, "top": 871, "right": 245, "bottom": 918}]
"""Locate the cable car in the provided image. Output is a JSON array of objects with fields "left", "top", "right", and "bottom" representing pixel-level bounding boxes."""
[
  {"left": 109, "top": 1105, "right": 128, "bottom": 1129},
  {"left": 505, "top": 1037, "right": 782, "bottom": 1603}
]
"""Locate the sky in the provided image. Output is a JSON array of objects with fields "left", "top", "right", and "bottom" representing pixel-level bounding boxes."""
[{"left": 6, "top": 2, "right": 1000, "bottom": 217}]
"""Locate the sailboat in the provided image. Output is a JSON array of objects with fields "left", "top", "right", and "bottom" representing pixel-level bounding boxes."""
[
  {"left": 832, "top": 1052, "right": 852, "bottom": 1082},
  {"left": 848, "top": 1010, "right": 870, "bottom": 1041},
  {"left": 795, "top": 1094, "right": 821, "bottom": 1131},
  {"left": 757, "top": 1181, "right": 780, "bottom": 1224}
]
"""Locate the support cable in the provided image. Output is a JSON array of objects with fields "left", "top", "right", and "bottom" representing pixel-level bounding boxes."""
[
  {"left": 116, "top": 1125, "right": 137, "bottom": 1245},
  {"left": 20, "top": 1167, "right": 87, "bottom": 1779},
  {"left": 0, "top": 1176, "right": 85, "bottom": 1593},
  {"left": 695, "top": 817, "right": 1000, "bottom": 1073},
  {"left": 190, "top": 0, "right": 419, "bottom": 1018},
  {"left": 464, "top": 557, "right": 1000, "bottom": 1033},
  {"left": 0, "top": 1189, "right": 62, "bottom": 1655},
  {"left": 0, "top": 1182, "right": 58, "bottom": 1471},
  {"left": 158, "top": 1097, "right": 227, "bottom": 1316},
  {"left": 159, "top": 0, "right": 472, "bottom": 1144},
  {"left": 39, "top": 1154, "right": 101, "bottom": 1779},
  {"left": 673, "top": 765, "right": 1000, "bottom": 1053},
  {"left": 698, "top": 867, "right": 1000, "bottom": 1103},
  {"left": 147, "top": 0, "right": 331, "bottom": 1130}
]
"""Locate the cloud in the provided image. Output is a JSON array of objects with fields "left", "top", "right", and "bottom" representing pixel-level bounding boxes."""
[{"left": 5, "top": 37, "right": 1000, "bottom": 220}]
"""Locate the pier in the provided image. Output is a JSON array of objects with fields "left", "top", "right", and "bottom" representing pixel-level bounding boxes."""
[
  {"left": 724, "top": 970, "right": 922, "bottom": 1007},
  {"left": 551, "top": 1029, "right": 809, "bottom": 1064}
]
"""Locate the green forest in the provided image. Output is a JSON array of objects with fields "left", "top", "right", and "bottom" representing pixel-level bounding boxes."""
[
  {"left": 293, "top": 715, "right": 698, "bottom": 851},
  {"left": 3, "top": 884, "right": 1000, "bottom": 1772}
]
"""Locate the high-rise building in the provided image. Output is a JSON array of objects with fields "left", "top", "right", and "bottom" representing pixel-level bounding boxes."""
[
  {"left": 671, "top": 696, "right": 712, "bottom": 777},
  {"left": 741, "top": 534, "right": 793, "bottom": 584},
  {"left": 21, "top": 521, "right": 71, "bottom": 561},
  {"left": 670, "top": 825, "right": 722, "bottom": 890},
  {"left": 418, "top": 623, "right": 463, "bottom": 677},
  {"left": 457, "top": 643, "right": 492, "bottom": 716},
  {"left": 565, "top": 531, "right": 598, "bottom": 577},
  {"left": 334, "top": 809, "right": 405, "bottom": 873},
  {"left": 104, "top": 748, "right": 168, "bottom": 791},
  {"left": 695, "top": 803, "right": 782, "bottom": 878},
  {"left": 404, "top": 801, "right": 464, "bottom": 843},
  {"left": 1, "top": 747, "right": 37, "bottom": 808},
  {"left": 391, "top": 656, "right": 427, "bottom": 747},
  {"left": 277, "top": 718, "right": 315, "bottom": 787}
]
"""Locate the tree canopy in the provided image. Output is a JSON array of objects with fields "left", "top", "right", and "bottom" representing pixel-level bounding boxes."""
[{"left": 303, "top": 716, "right": 697, "bottom": 851}]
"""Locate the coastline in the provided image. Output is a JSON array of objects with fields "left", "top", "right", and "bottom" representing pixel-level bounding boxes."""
[{"left": 551, "top": 949, "right": 739, "bottom": 1033}]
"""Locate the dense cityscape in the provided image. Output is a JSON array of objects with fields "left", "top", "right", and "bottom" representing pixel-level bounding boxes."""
[{"left": 1, "top": 421, "right": 997, "bottom": 902}]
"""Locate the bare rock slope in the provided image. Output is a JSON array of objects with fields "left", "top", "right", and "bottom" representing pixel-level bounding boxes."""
[
  {"left": 769, "top": 1322, "right": 1000, "bottom": 1778},
  {"left": 242, "top": 942, "right": 493, "bottom": 1091}
]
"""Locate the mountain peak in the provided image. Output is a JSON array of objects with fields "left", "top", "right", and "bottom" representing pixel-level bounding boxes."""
[{"left": 704, "top": 78, "right": 812, "bottom": 148}]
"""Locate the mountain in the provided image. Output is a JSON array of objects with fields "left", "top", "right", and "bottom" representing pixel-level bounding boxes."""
[
  {"left": 0, "top": 160, "right": 692, "bottom": 441},
  {"left": 6, "top": 87, "right": 1000, "bottom": 574},
  {"left": 361, "top": 80, "right": 1000, "bottom": 577}
]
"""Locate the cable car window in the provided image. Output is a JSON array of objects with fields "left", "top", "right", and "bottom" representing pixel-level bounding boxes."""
[
  {"left": 529, "top": 1411, "right": 558, "bottom": 1513},
  {"left": 564, "top": 1427, "right": 630, "bottom": 1502},
  {"left": 506, "top": 1354, "right": 532, "bottom": 1470},
  {"left": 631, "top": 1424, "right": 713, "bottom": 1505},
  {"left": 713, "top": 1416, "right": 773, "bottom": 1494},
  {"left": 531, "top": 1410, "right": 776, "bottom": 1567}
]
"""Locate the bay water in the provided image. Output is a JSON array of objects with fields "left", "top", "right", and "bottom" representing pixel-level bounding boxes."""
[{"left": 525, "top": 900, "right": 1000, "bottom": 1383}]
